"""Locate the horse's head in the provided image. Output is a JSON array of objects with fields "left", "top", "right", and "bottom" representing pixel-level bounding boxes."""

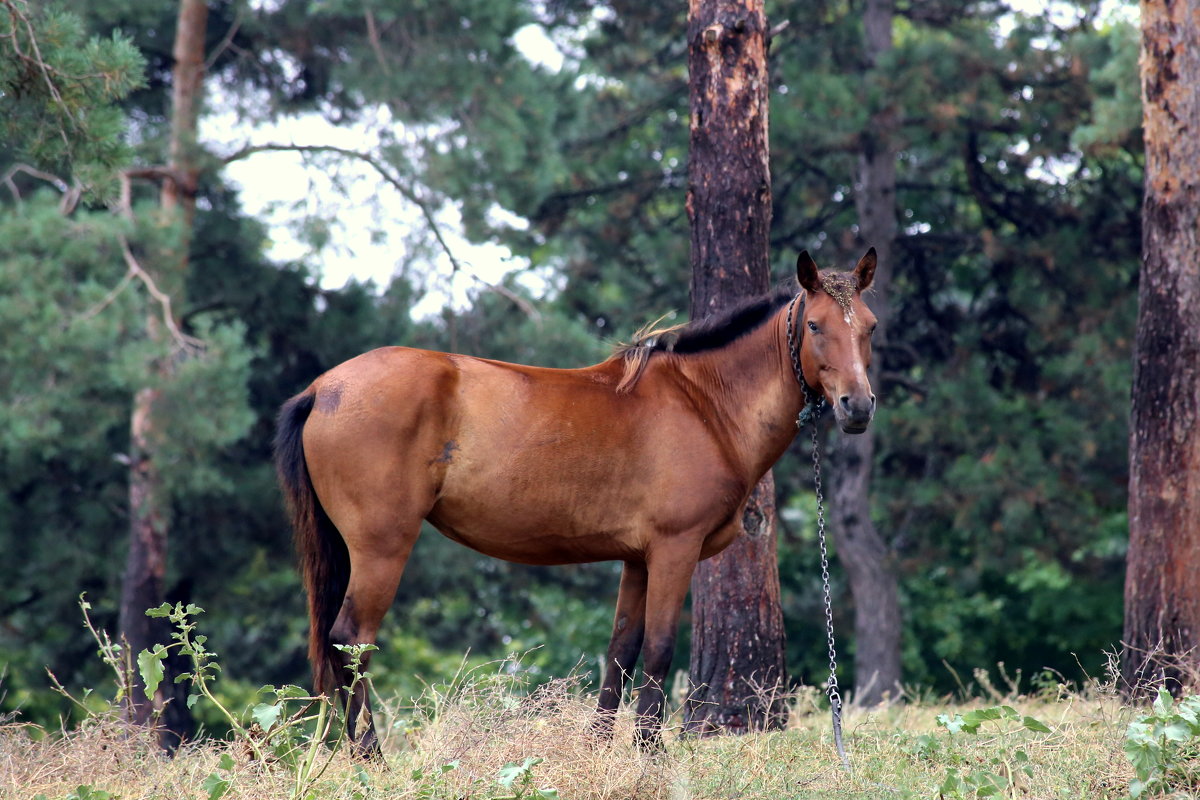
[{"left": 795, "top": 249, "right": 878, "bottom": 434}]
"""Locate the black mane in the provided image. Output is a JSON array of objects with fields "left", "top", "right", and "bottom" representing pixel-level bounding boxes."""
[{"left": 638, "top": 283, "right": 796, "bottom": 355}]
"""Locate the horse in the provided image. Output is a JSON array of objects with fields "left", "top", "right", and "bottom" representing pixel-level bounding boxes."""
[{"left": 274, "top": 248, "right": 879, "bottom": 755}]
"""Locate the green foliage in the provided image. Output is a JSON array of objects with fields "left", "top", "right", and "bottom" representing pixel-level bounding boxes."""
[
  {"left": 410, "top": 761, "right": 461, "bottom": 800},
  {"left": 1124, "top": 689, "right": 1200, "bottom": 797},
  {"left": 0, "top": 0, "right": 145, "bottom": 186},
  {"left": 494, "top": 757, "right": 559, "bottom": 800},
  {"left": 928, "top": 705, "right": 1054, "bottom": 799}
]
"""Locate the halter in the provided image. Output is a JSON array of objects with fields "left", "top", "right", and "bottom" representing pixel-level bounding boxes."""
[{"left": 784, "top": 294, "right": 827, "bottom": 427}]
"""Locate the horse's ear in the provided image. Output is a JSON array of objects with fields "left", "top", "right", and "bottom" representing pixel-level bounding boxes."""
[
  {"left": 854, "top": 247, "right": 877, "bottom": 292},
  {"left": 796, "top": 251, "right": 822, "bottom": 292}
]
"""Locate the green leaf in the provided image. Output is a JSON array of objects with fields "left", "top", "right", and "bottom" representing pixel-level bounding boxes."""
[
  {"left": 1021, "top": 715, "right": 1052, "bottom": 733},
  {"left": 145, "top": 603, "right": 174, "bottom": 618},
  {"left": 137, "top": 646, "right": 165, "bottom": 699},
  {"left": 937, "top": 713, "right": 966, "bottom": 734},
  {"left": 1124, "top": 736, "right": 1161, "bottom": 782},
  {"left": 1162, "top": 720, "right": 1192, "bottom": 742},
  {"left": 251, "top": 702, "right": 283, "bottom": 731},
  {"left": 218, "top": 753, "right": 235, "bottom": 771},
  {"left": 274, "top": 684, "right": 308, "bottom": 700},
  {"left": 202, "top": 770, "right": 230, "bottom": 800},
  {"left": 938, "top": 767, "right": 963, "bottom": 796},
  {"left": 1152, "top": 687, "right": 1173, "bottom": 716}
]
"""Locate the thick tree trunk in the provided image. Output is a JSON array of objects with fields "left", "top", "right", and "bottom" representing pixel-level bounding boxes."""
[
  {"left": 120, "top": 0, "right": 208, "bottom": 748},
  {"left": 683, "top": 0, "right": 787, "bottom": 735},
  {"left": 1122, "top": 0, "right": 1200, "bottom": 695},
  {"left": 827, "top": 0, "right": 902, "bottom": 707}
]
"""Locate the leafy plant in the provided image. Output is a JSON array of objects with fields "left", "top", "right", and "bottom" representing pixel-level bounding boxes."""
[
  {"left": 1124, "top": 689, "right": 1200, "bottom": 797},
  {"left": 932, "top": 705, "right": 1053, "bottom": 799},
  {"left": 410, "top": 761, "right": 462, "bottom": 800},
  {"left": 202, "top": 753, "right": 235, "bottom": 800},
  {"left": 31, "top": 788, "right": 117, "bottom": 800},
  {"left": 137, "top": 602, "right": 379, "bottom": 798},
  {"left": 492, "top": 757, "right": 559, "bottom": 800}
]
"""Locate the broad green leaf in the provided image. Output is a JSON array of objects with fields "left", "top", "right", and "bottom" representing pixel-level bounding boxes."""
[
  {"left": 145, "top": 603, "right": 174, "bottom": 618},
  {"left": 1021, "top": 715, "right": 1051, "bottom": 733},
  {"left": 1162, "top": 720, "right": 1191, "bottom": 742},
  {"left": 137, "top": 647, "right": 165, "bottom": 699},
  {"left": 251, "top": 702, "right": 283, "bottom": 731},
  {"left": 1152, "top": 687, "right": 1173, "bottom": 716},
  {"left": 202, "top": 771, "right": 230, "bottom": 800}
]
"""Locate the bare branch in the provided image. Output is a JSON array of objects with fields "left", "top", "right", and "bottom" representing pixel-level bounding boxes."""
[
  {"left": 78, "top": 268, "right": 136, "bottom": 323},
  {"left": 203, "top": 9, "right": 242, "bottom": 71},
  {"left": 118, "top": 235, "right": 205, "bottom": 353},
  {"left": 2, "top": 163, "right": 69, "bottom": 204}
]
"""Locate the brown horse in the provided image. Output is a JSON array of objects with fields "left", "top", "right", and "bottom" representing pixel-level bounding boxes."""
[{"left": 274, "top": 249, "right": 879, "bottom": 754}]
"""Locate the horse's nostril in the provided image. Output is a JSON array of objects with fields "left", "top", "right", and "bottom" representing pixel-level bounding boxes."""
[{"left": 840, "top": 395, "right": 852, "bottom": 410}]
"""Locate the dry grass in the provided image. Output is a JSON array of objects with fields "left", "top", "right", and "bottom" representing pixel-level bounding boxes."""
[{"left": 0, "top": 664, "right": 1148, "bottom": 800}]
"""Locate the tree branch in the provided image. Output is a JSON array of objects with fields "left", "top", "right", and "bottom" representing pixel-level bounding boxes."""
[
  {"left": 118, "top": 235, "right": 205, "bottom": 353},
  {"left": 203, "top": 9, "right": 242, "bottom": 72}
]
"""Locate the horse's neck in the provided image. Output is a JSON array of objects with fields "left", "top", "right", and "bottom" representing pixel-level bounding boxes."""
[{"left": 678, "top": 311, "right": 805, "bottom": 477}]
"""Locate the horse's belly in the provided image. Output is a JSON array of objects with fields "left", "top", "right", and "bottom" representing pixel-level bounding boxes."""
[{"left": 427, "top": 505, "right": 638, "bottom": 565}]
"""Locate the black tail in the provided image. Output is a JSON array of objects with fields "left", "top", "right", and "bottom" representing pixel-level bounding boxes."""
[{"left": 274, "top": 389, "right": 349, "bottom": 696}]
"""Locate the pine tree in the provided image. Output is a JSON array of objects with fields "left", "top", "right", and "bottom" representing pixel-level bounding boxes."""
[{"left": 1123, "top": 0, "right": 1200, "bottom": 694}]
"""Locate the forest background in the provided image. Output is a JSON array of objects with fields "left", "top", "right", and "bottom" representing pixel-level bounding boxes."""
[{"left": 0, "top": 0, "right": 1142, "bottom": 733}]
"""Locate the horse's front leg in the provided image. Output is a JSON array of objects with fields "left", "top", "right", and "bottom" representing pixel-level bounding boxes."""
[
  {"left": 594, "top": 561, "right": 648, "bottom": 738},
  {"left": 633, "top": 544, "right": 701, "bottom": 749}
]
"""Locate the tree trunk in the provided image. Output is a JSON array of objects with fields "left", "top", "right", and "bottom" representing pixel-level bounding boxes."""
[
  {"left": 1122, "top": 0, "right": 1200, "bottom": 696},
  {"left": 683, "top": 0, "right": 787, "bottom": 735},
  {"left": 120, "top": 0, "right": 208, "bottom": 749},
  {"left": 827, "top": 0, "right": 902, "bottom": 707}
]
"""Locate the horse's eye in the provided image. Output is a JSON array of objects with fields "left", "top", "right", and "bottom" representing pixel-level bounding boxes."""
[{"left": 807, "top": 321, "right": 819, "bottom": 334}]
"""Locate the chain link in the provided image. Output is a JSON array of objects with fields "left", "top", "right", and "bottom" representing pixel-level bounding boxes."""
[{"left": 788, "top": 292, "right": 850, "bottom": 773}]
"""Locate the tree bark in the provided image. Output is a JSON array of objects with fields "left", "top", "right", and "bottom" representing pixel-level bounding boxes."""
[
  {"left": 827, "top": 0, "right": 902, "bottom": 707},
  {"left": 683, "top": 0, "right": 787, "bottom": 735},
  {"left": 120, "top": 0, "right": 208, "bottom": 749},
  {"left": 1122, "top": 0, "right": 1200, "bottom": 696}
]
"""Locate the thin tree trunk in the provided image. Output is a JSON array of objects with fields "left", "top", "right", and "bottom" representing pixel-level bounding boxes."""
[
  {"left": 827, "top": 0, "right": 902, "bottom": 707},
  {"left": 683, "top": 0, "right": 787, "bottom": 735},
  {"left": 120, "top": 0, "right": 208, "bottom": 749},
  {"left": 1122, "top": 0, "right": 1200, "bottom": 696}
]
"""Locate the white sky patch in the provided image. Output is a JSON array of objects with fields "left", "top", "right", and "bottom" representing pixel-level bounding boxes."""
[
  {"left": 512, "top": 24, "right": 566, "bottom": 72},
  {"left": 203, "top": 101, "right": 533, "bottom": 315},
  {"left": 1003, "top": 0, "right": 1138, "bottom": 29}
]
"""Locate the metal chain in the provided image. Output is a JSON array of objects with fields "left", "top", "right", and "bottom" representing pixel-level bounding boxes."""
[
  {"left": 788, "top": 292, "right": 851, "bottom": 773},
  {"left": 810, "top": 420, "right": 850, "bottom": 773}
]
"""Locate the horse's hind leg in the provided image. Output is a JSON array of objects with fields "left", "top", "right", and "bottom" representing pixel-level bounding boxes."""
[
  {"left": 593, "top": 561, "right": 648, "bottom": 738},
  {"left": 327, "top": 520, "right": 422, "bottom": 758}
]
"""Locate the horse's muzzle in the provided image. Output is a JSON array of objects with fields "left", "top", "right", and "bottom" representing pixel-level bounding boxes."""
[{"left": 836, "top": 393, "right": 876, "bottom": 434}]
